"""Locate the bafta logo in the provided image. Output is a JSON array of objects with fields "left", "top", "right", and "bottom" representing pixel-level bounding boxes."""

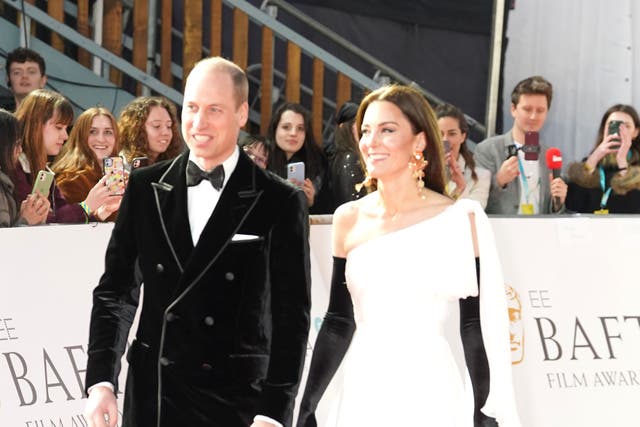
[{"left": 506, "top": 284, "right": 524, "bottom": 364}]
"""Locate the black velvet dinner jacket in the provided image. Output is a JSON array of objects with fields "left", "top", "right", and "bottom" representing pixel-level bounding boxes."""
[{"left": 85, "top": 149, "right": 311, "bottom": 427}]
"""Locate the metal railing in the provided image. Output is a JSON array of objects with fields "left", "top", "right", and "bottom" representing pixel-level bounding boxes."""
[{"left": 3, "top": 0, "right": 183, "bottom": 105}]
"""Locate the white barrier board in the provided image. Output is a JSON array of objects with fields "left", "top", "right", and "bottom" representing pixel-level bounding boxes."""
[
  {"left": 0, "top": 223, "right": 121, "bottom": 426},
  {"left": 1, "top": 217, "right": 639, "bottom": 426}
]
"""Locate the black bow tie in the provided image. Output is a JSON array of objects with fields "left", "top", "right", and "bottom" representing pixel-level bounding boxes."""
[{"left": 186, "top": 160, "right": 225, "bottom": 190}]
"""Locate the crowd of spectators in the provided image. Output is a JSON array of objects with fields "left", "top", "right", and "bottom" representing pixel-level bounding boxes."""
[{"left": 2, "top": 46, "right": 640, "bottom": 230}]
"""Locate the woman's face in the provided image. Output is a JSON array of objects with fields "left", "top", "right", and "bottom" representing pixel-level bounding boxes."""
[
  {"left": 144, "top": 106, "right": 173, "bottom": 159},
  {"left": 437, "top": 116, "right": 466, "bottom": 154},
  {"left": 359, "top": 100, "right": 425, "bottom": 180},
  {"left": 42, "top": 116, "right": 69, "bottom": 156},
  {"left": 87, "top": 115, "right": 116, "bottom": 160},
  {"left": 604, "top": 111, "right": 639, "bottom": 141},
  {"left": 275, "top": 110, "right": 305, "bottom": 160}
]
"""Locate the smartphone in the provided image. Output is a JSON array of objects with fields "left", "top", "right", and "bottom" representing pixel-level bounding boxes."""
[
  {"left": 442, "top": 140, "right": 451, "bottom": 154},
  {"left": 286, "top": 161, "right": 305, "bottom": 184},
  {"left": 608, "top": 120, "right": 623, "bottom": 144},
  {"left": 131, "top": 156, "right": 150, "bottom": 170},
  {"left": 31, "top": 170, "right": 55, "bottom": 198},
  {"left": 103, "top": 156, "right": 125, "bottom": 195},
  {"left": 523, "top": 131, "right": 540, "bottom": 161}
]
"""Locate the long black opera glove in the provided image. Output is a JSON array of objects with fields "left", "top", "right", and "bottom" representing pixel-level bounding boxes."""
[
  {"left": 296, "top": 257, "right": 356, "bottom": 427},
  {"left": 460, "top": 257, "right": 498, "bottom": 427}
]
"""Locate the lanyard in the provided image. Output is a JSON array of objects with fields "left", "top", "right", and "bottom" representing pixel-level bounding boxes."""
[
  {"left": 517, "top": 155, "right": 537, "bottom": 203},
  {"left": 598, "top": 166, "right": 613, "bottom": 209}
]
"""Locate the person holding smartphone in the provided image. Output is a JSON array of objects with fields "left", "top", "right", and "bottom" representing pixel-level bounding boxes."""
[
  {"left": 436, "top": 103, "right": 491, "bottom": 208},
  {"left": 266, "top": 102, "right": 329, "bottom": 212},
  {"left": 52, "top": 107, "right": 123, "bottom": 221},
  {"left": 118, "top": 96, "right": 184, "bottom": 170},
  {"left": 474, "top": 76, "right": 568, "bottom": 214},
  {"left": 0, "top": 108, "right": 49, "bottom": 226},
  {"left": 13, "top": 90, "right": 117, "bottom": 223},
  {"left": 565, "top": 104, "right": 640, "bottom": 213}
]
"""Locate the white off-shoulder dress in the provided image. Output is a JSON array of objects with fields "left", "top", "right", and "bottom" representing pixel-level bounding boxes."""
[{"left": 333, "top": 199, "right": 521, "bottom": 427}]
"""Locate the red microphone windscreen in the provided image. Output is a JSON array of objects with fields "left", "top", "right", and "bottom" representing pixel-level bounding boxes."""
[{"left": 546, "top": 147, "right": 563, "bottom": 169}]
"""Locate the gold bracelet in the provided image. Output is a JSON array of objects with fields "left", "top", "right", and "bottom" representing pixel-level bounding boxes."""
[{"left": 583, "top": 163, "right": 595, "bottom": 174}]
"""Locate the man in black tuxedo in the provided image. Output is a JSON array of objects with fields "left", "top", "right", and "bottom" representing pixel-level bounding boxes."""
[{"left": 84, "top": 57, "right": 311, "bottom": 427}]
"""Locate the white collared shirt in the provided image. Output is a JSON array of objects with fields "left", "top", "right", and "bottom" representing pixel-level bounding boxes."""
[{"left": 187, "top": 147, "right": 239, "bottom": 246}]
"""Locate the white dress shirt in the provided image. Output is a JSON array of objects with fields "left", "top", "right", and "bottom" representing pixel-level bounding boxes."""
[
  {"left": 187, "top": 147, "right": 238, "bottom": 245},
  {"left": 188, "top": 148, "right": 282, "bottom": 427}
]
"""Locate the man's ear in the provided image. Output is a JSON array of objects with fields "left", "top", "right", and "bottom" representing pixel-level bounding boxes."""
[
  {"left": 238, "top": 101, "right": 249, "bottom": 127},
  {"left": 39, "top": 75, "right": 48, "bottom": 88}
]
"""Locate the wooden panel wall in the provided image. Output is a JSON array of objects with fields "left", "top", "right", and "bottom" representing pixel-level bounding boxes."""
[
  {"left": 210, "top": 0, "right": 223, "bottom": 57},
  {"left": 132, "top": 0, "right": 148, "bottom": 94},
  {"left": 103, "top": 0, "right": 123, "bottom": 86},
  {"left": 47, "top": 0, "right": 64, "bottom": 52},
  {"left": 12, "top": 0, "right": 353, "bottom": 143},
  {"left": 285, "top": 42, "right": 301, "bottom": 103},
  {"left": 160, "top": 0, "right": 173, "bottom": 85},
  {"left": 76, "top": 0, "right": 91, "bottom": 67},
  {"left": 183, "top": 0, "right": 203, "bottom": 84},
  {"left": 311, "top": 58, "right": 324, "bottom": 145},
  {"left": 260, "top": 26, "right": 274, "bottom": 135},
  {"left": 232, "top": 9, "right": 249, "bottom": 70},
  {"left": 336, "top": 73, "right": 352, "bottom": 112}
]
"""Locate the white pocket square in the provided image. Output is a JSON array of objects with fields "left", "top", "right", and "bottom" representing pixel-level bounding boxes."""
[{"left": 231, "top": 233, "right": 261, "bottom": 242}]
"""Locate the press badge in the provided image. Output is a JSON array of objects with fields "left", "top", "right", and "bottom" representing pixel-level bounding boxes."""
[{"left": 520, "top": 203, "right": 534, "bottom": 215}]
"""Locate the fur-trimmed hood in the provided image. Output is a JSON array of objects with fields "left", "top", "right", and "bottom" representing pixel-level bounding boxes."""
[{"left": 568, "top": 162, "right": 640, "bottom": 195}]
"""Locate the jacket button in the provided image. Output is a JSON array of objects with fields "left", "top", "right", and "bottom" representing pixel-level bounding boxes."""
[
  {"left": 159, "top": 357, "right": 170, "bottom": 366},
  {"left": 225, "top": 272, "right": 235, "bottom": 281},
  {"left": 203, "top": 316, "right": 215, "bottom": 326},
  {"left": 201, "top": 362, "right": 213, "bottom": 371},
  {"left": 166, "top": 312, "right": 175, "bottom": 322},
  {"left": 156, "top": 263, "right": 164, "bottom": 273}
]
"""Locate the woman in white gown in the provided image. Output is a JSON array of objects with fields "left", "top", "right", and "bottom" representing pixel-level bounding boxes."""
[{"left": 297, "top": 85, "right": 521, "bottom": 427}]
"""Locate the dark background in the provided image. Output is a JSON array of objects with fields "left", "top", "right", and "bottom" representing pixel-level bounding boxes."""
[{"left": 266, "top": 0, "right": 510, "bottom": 136}]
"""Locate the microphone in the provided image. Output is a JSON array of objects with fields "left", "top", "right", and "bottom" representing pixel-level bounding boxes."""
[
  {"left": 546, "top": 147, "right": 563, "bottom": 179},
  {"left": 546, "top": 147, "right": 563, "bottom": 211}
]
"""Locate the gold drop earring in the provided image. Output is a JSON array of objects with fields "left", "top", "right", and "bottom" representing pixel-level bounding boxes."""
[{"left": 408, "top": 151, "right": 428, "bottom": 199}]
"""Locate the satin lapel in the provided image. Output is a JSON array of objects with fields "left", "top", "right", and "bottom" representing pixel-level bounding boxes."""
[
  {"left": 151, "top": 152, "right": 193, "bottom": 273},
  {"left": 180, "top": 153, "right": 263, "bottom": 290}
]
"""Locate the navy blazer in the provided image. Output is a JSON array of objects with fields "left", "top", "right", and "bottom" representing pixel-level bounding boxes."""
[{"left": 86, "top": 150, "right": 311, "bottom": 427}]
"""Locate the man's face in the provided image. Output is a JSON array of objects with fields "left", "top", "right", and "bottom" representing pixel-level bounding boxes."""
[
  {"left": 181, "top": 67, "right": 248, "bottom": 170},
  {"left": 510, "top": 93, "right": 549, "bottom": 135},
  {"left": 8, "top": 61, "right": 47, "bottom": 99}
]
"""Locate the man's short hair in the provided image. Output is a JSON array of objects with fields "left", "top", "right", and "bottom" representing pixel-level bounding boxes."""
[
  {"left": 189, "top": 57, "right": 248, "bottom": 107},
  {"left": 6, "top": 47, "right": 46, "bottom": 77},
  {"left": 511, "top": 76, "right": 552, "bottom": 108}
]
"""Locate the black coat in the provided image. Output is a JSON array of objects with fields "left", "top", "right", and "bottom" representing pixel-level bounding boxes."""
[{"left": 86, "top": 150, "right": 311, "bottom": 427}]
